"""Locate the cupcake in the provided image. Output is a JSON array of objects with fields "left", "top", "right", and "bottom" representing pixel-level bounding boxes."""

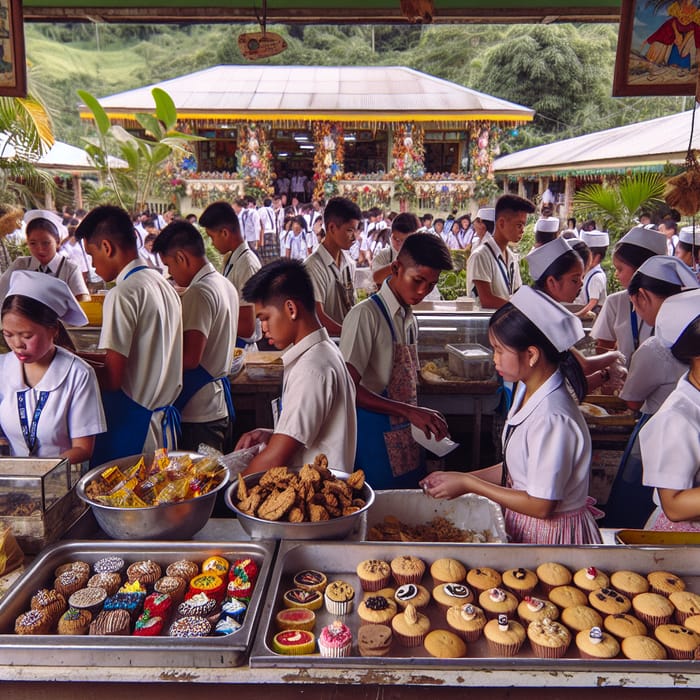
[
  {"left": 324, "top": 580, "right": 355, "bottom": 615},
  {"left": 391, "top": 603, "right": 431, "bottom": 647},
  {"left": 358, "top": 595, "right": 397, "bottom": 626},
  {"left": 424, "top": 629, "right": 467, "bottom": 658},
  {"left": 272, "top": 630, "right": 315, "bottom": 655},
  {"left": 93, "top": 556, "right": 125, "bottom": 575},
  {"left": 356, "top": 559, "right": 391, "bottom": 592},
  {"left": 134, "top": 610, "right": 165, "bottom": 636},
  {"left": 430, "top": 558, "right": 467, "bottom": 587},
  {"left": 293, "top": 570, "right": 328, "bottom": 593},
  {"left": 57, "top": 607, "right": 92, "bottom": 635},
  {"left": 227, "top": 575, "right": 253, "bottom": 603},
  {"left": 119, "top": 580, "right": 147, "bottom": 596},
  {"left": 603, "top": 613, "right": 647, "bottom": 640},
  {"left": 282, "top": 588, "right": 323, "bottom": 611},
  {"left": 169, "top": 615, "right": 211, "bottom": 638},
  {"left": 54, "top": 569, "right": 89, "bottom": 598},
  {"left": 201, "top": 555, "right": 230, "bottom": 579},
  {"left": 318, "top": 620, "right": 353, "bottom": 657},
  {"left": 166, "top": 559, "right": 199, "bottom": 582},
  {"left": 483, "top": 615, "right": 526, "bottom": 657},
  {"left": 15, "top": 609, "right": 51, "bottom": 635},
  {"left": 103, "top": 592, "right": 145, "bottom": 622},
  {"left": 478, "top": 587, "right": 519, "bottom": 620},
  {"left": 647, "top": 571, "right": 686, "bottom": 597},
  {"left": 466, "top": 567, "right": 502, "bottom": 595},
  {"left": 394, "top": 584, "right": 431, "bottom": 611},
  {"left": 89, "top": 609, "right": 131, "bottom": 636},
  {"left": 609, "top": 570, "right": 649, "bottom": 599},
  {"left": 220, "top": 598, "right": 247, "bottom": 624},
  {"left": 632, "top": 592, "right": 675, "bottom": 628},
  {"left": 188, "top": 573, "right": 225, "bottom": 603},
  {"left": 654, "top": 623, "right": 700, "bottom": 659},
  {"left": 363, "top": 587, "right": 396, "bottom": 602},
  {"left": 446, "top": 603, "right": 487, "bottom": 642},
  {"left": 682, "top": 615, "right": 700, "bottom": 635},
  {"left": 536, "top": 562, "right": 572, "bottom": 594},
  {"left": 502, "top": 567, "right": 538, "bottom": 599},
  {"left": 621, "top": 635, "right": 667, "bottom": 660},
  {"left": 588, "top": 587, "right": 631, "bottom": 616},
  {"left": 68, "top": 587, "right": 107, "bottom": 615},
  {"left": 30, "top": 589, "right": 67, "bottom": 625},
  {"left": 575, "top": 626, "right": 620, "bottom": 659},
  {"left": 88, "top": 573, "right": 122, "bottom": 596},
  {"left": 390, "top": 555, "right": 426, "bottom": 586},
  {"left": 178, "top": 592, "right": 218, "bottom": 618},
  {"left": 126, "top": 560, "right": 162, "bottom": 588},
  {"left": 548, "top": 585, "right": 588, "bottom": 609},
  {"left": 432, "top": 582, "right": 474, "bottom": 612},
  {"left": 669, "top": 591, "right": 700, "bottom": 624},
  {"left": 154, "top": 576, "right": 187, "bottom": 602},
  {"left": 275, "top": 608, "right": 316, "bottom": 632},
  {"left": 214, "top": 616, "right": 242, "bottom": 636},
  {"left": 357, "top": 624, "right": 393, "bottom": 657},
  {"left": 143, "top": 592, "right": 173, "bottom": 619},
  {"left": 517, "top": 596, "right": 559, "bottom": 626},
  {"left": 527, "top": 618, "right": 571, "bottom": 659},
  {"left": 573, "top": 567, "right": 609, "bottom": 593},
  {"left": 560, "top": 605, "right": 603, "bottom": 633},
  {"left": 55, "top": 561, "right": 91, "bottom": 578},
  {"left": 231, "top": 558, "right": 259, "bottom": 585}
]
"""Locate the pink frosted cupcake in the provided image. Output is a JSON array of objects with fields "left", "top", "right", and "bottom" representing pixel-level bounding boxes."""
[{"left": 318, "top": 620, "right": 353, "bottom": 657}]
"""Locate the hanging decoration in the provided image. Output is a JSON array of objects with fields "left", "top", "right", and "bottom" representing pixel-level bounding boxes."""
[
  {"left": 236, "top": 122, "right": 274, "bottom": 202},
  {"left": 237, "top": 0, "right": 287, "bottom": 60},
  {"left": 391, "top": 123, "right": 425, "bottom": 205},
  {"left": 470, "top": 123, "right": 500, "bottom": 204},
  {"left": 312, "top": 121, "right": 345, "bottom": 201}
]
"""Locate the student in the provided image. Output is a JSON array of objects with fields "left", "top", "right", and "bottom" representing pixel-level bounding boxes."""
[
  {"left": 340, "top": 233, "right": 453, "bottom": 490},
  {"left": 469, "top": 207, "right": 494, "bottom": 249},
  {"left": 422, "top": 286, "right": 602, "bottom": 545},
  {"left": 0, "top": 210, "right": 90, "bottom": 303},
  {"left": 432, "top": 218, "right": 445, "bottom": 240},
  {"left": 533, "top": 217, "right": 560, "bottom": 248},
  {"left": 0, "top": 271, "right": 106, "bottom": 463},
  {"left": 466, "top": 194, "right": 534, "bottom": 309},
  {"left": 303, "top": 196, "right": 362, "bottom": 336},
  {"left": 371, "top": 212, "right": 421, "bottom": 287},
  {"left": 235, "top": 259, "right": 356, "bottom": 474},
  {"left": 456, "top": 215, "right": 473, "bottom": 249},
  {"left": 138, "top": 233, "right": 163, "bottom": 272},
  {"left": 676, "top": 225, "right": 700, "bottom": 271},
  {"left": 591, "top": 226, "right": 667, "bottom": 365},
  {"left": 574, "top": 229, "right": 609, "bottom": 317},
  {"left": 444, "top": 220, "right": 462, "bottom": 250},
  {"left": 658, "top": 218, "right": 679, "bottom": 255},
  {"left": 76, "top": 205, "right": 183, "bottom": 464},
  {"left": 640, "top": 288, "right": 700, "bottom": 531},
  {"left": 285, "top": 215, "right": 312, "bottom": 261},
  {"left": 152, "top": 221, "right": 239, "bottom": 454}
]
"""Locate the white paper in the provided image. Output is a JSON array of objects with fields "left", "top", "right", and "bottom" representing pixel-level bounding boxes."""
[{"left": 410, "top": 425, "right": 460, "bottom": 457}]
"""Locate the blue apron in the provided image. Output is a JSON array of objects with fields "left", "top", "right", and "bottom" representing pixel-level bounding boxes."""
[{"left": 173, "top": 365, "right": 235, "bottom": 421}]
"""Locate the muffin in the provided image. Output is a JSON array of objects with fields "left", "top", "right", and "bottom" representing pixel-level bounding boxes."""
[
  {"left": 573, "top": 567, "right": 609, "bottom": 593},
  {"left": 103, "top": 592, "right": 145, "bottom": 622},
  {"left": 446, "top": 603, "right": 487, "bottom": 642},
  {"left": 15, "top": 609, "right": 51, "bottom": 635},
  {"left": 126, "top": 560, "right": 162, "bottom": 587},
  {"left": 356, "top": 559, "right": 391, "bottom": 592},
  {"left": 424, "top": 629, "right": 467, "bottom": 658},
  {"left": 517, "top": 596, "right": 560, "bottom": 625},
  {"left": 632, "top": 592, "right": 675, "bottom": 628},
  {"left": 391, "top": 603, "right": 431, "bottom": 647},
  {"left": 168, "top": 615, "right": 212, "bottom": 638},
  {"left": 536, "top": 562, "right": 572, "bottom": 594},
  {"left": 621, "top": 635, "right": 667, "bottom": 660},
  {"left": 483, "top": 616, "right": 526, "bottom": 656},
  {"left": 153, "top": 576, "right": 187, "bottom": 602},
  {"left": 390, "top": 555, "right": 426, "bottom": 586},
  {"left": 54, "top": 569, "right": 89, "bottom": 598},
  {"left": 466, "top": 567, "right": 502, "bottom": 594},
  {"left": 430, "top": 558, "right": 467, "bottom": 587},
  {"left": 432, "top": 583, "right": 474, "bottom": 612},
  {"left": 575, "top": 627, "right": 620, "bottom": 659},
  {"left": 282, "top": 588, "right": 323, "bottom": 611},
  {"left": 669, "top": 591, "right": 700, "bottom": 624},
  {"left": 30, "top": 589, "right": 67, "bottom": 624},
  {"left": 478, "top": 587, "right": 519, "bottom": 620},
  {"left": 57, "top": 607, "right": 92, "bottom": 635},
  {"left": 647, "top": 571, "right": 686, "bottom": 597},
  {"left": 201, "top": 555, "right": 230, "bottom": 579},
  {"left": 93, "top": 556, "right": 125, "bottom": 575},
  {"left": 682, "top": 615, "right": 700, "bottom": 635},
  {"left": 502, "top": 567, "right": 538, "bottom": 599},
  {"left": 654, "top": 623, "right": 700, "bottom": 659},
  {"left": 166, "top": 559, "right": 200, "bottom": 582},
  {"left": 560, "top": 605, "right": 603, "bottom": 633},
  {"left": 324, "top": 580, "right": 355, "bottom": 615},
  {"left": 55, "top": 561, "right": 91, "bottom": 578},
  {"left": 358, "top": 624, "right": 393, "bottom": 657},
  {"left": 88, "top": 573, "right": 122, "bottom": 596},
  {"left": 318, "top": 620, "right": 353, "bottom": 657},
  {"left": 272, "top": 629, "right": 315, "bottom": 655},
  {"left": 588, "top": 587, "right": 631, "bottom": 616},
  {"left": 603, "top": 613, "right": 647, "bottom": 640},
  {"left": 90, "top": 609, "right": 131, "bottom": 636},
  {"left": 609, "top": 570, "right": 649, "bottom": 599},
  {"left": 548, "top": 585, "right": 588, "bottom": 609},
  {"left": 527, "top": 618, "right": 571, "bottom": 659},
  {"left": 357, "top": 594, "right": 397, "bottom": 626},
  {"left": 293, "top": 570, "right": 328, "bottom": 593},
  {"left": 68, "top": 587, "right": 107, "bottom": 615},
  {"left": 394, "top": 584, "right": 431, "bottom": 610},
  {"left": 275, "top": 608, "right": 316, "bottom": 632}
]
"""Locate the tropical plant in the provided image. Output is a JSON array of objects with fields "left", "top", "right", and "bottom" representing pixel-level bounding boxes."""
[{"left": 78, "top": 87, "right": 204, "bottom": 213}]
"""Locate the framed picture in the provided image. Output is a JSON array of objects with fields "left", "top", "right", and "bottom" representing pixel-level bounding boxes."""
[
  {"left": 0, "top": 0, "right": 25, "bottom": 97},
  {"left": 613, "top": 0, "right": 699, "bottom": 96}
]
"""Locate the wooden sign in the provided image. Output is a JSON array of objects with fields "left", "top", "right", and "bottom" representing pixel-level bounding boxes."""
[
  {"left": 238, "top": 32, "right": 287, "bottom": 61},
  {"left": 0, "top": 0, "right": 26, "bottom": 97}
]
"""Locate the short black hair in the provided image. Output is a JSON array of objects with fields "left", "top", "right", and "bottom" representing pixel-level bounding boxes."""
[
  {"left": 570, "top": 240, "right": 591, "bottom": 268},
  {"left": 433, "top": 218, "right": 445, "bottom": 226},
  {"left": 672, "top": 315, "right": 700, "bottom": 363},
  {"left": 534, "top": 230, "right": 558, "bottom": 246},
  {"left": 152, "top": 220, "right": 206, "bottom": 258},
  {"left": 613, "top": 242, "right": 658, "bottom": 270},
  {"left": 391, "top": 212, "right": 420, "bottom": 235},
  {"left": 589, "top": 246, "right": 608, "bottom": 259},
  {"left": 661, "top": 218, "right": 678, "bottom": 233},
  {"left": 242, "top": 258, "right": 315, "bottom": 313},
  {"left": 323, "top": 196, "right": 361, "bottom": 228},
  {"left": 495, "top": 194, "right": 535, "bottom": 218},
  {"left": 75, "top": 205, "right": 137, "bottom": 251},
  {"left": 26, "top": 217, "right": 60, "bottom": 243},
  {"left": 533, "top": 249, "right": 583, "bottom": 289},
  {"left": 397, "top": 232, "right": 453, "bottom": 271},
  {"left": 199, "top": 201, "right": 241, "bottom": 235}
]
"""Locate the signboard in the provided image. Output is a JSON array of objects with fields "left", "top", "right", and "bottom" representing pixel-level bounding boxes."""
[
  {"left": 238, "top": 32, "right": 287, "bottom": 61},
  {"left": 0, "top": 0, "right": 25, "bottom": 97}
]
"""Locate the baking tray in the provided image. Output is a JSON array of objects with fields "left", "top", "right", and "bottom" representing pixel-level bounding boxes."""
[
  {"left": 0, "top": 539, "right": 275, "bottom": 667},
  {"left": 250, "top": 541, "right": 700, "bottom": 670},
  {"left": 616, "top": 530, "right": 700, "bottom": 546}
]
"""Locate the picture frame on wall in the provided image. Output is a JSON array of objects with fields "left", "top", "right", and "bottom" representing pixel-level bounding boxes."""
[
  {"left": 613, "top": 0, "right": 700, "bottom": 97},
  {"left": 0, "top": 0, "right": 25, "bottom": 97}
]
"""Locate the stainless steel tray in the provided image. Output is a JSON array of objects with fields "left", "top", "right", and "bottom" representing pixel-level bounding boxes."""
[
  {"left": 250, "top": 541, "right": 700, "bottom": 670},
  {"left": 0, "top": 539, "right": 276, "bottom": 668}
]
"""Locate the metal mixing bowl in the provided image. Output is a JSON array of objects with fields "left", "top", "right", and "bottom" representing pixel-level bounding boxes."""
[
  {"left": 76, "top": 452, "right": 229, "bottom": 540},
  {"left": 224, "top": 468, "right": 374, "bottom": 540}
]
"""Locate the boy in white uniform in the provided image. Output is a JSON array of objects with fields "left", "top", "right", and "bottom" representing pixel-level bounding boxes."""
[
  {"left": 236, "top": 259, "right": 356, "bottom": 474},
  {"left": 153, "top": 221, "right": 239, "bottom": 453},
  {"left": 76, "top": 205, "right": 183, "bottom": 465}
]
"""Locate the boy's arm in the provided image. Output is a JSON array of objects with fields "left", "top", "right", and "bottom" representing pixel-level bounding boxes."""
[
  {"left": 96, "top": 349, "right": 128, "bottom": 391},
  {"left": 315, "top": 302, "right": 343, "bottom": 336},
  {"left": 243, "top": 433, "right": 302, "bottom": 475},
  {"left": 182, "top": 329, "right": 206, "bottom": 370},
  {"left": 472, "top": 280, "right": 508, "bottom": 309}
]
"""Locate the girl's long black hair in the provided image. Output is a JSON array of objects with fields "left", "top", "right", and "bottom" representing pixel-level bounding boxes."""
[{"left": 1, "top": 295, "right": 76, "bottom": 351}]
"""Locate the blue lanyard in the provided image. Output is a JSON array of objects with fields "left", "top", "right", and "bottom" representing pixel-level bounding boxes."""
[
  {"left": 124, "top": 264, "right": 149, "bottom": 280},
  {"left": 17, "top": 390, "right": 50, "bottom": 454},
  {"left": 630, "top": 302, "right": 642, "bottom": 351},
  {"left": 486, "top": 243, "right": 514, "bottom": 294}
]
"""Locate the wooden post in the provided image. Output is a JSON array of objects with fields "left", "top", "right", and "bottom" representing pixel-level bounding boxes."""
[{"left": 564, "top": 175, "right": 574, "bottom": 218}]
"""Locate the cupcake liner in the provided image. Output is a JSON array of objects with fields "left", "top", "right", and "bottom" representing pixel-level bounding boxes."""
[
  {"left": 636, "top": 611, "right": 672, "bottom": 628},
  {"left": 393, "top": 630, "right": 426, "bottom": 648},
  {"left": 503, "top": 584, "right": 536, "bottom": 600},
  {"left": 325, "top": 596, "right": 354, "bottom": 616},
  {"left": 393, "top": 572, "right": 423, "bottom": 586},
  {"left": 662, "top": 645, "right": 695, "bottom": 660},
  {"left": 359, "top": 576, "right": 391, "bottom": 593},
  {"left": 530, "top": 640, "right": 570, "bottom": 659},
  {"left": 318, "top": 639, "right": 352, "bottom": 657},
  {"left": 485, "top": 639, "right": 523, "bottom": 657},
  {"left": 448, "top": 623, "right": 484, "bottom": 643},
  {"left": 675, "top": 609, "right": 696, "bottom": 625}
]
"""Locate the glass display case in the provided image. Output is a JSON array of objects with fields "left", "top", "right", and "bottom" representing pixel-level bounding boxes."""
[
  {"left": 415, "top": 309, "right": 494, "bottom": 356},
  {"left": 0, "top": 458, "right": 71, "bottom": 517}
]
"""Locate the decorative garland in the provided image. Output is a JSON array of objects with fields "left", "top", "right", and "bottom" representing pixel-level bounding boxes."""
[
  {"left": 391, "top": 123, "right": 425, "bottom": 202},
  {"left": 312, "top": 121, "right": 345, "bottom": 201},
  {"left": 236, "top": 122, "right": 274, "bottom": 202},
  {"left": 337, "top": 182, "right": 393, "bottom": 209},
  {"left": 470, "top": 123, "right": 501, "bottom": 204}
]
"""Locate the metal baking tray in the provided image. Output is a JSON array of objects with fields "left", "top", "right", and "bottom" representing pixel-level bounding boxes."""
[
  {"left": 0, "top": 539, "right": 275, "bottom": 668},
  {"left": 250, "top": 541, "right": 700, "bottom": 671}
]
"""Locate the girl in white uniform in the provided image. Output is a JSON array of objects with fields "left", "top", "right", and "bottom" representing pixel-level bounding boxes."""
[
  {"left": 640, "top": 288, "right": 700, "bottom": 531},
  {"left": 0, "top": 270, "right": 106, "bottom": 463},
  {"left": 422, "top": 286, "right": 602, "bottom": 544}
]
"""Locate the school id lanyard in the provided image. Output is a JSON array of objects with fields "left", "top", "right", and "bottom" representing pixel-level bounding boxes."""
[
  {"left": 17, "top": 390, "right": 50, "bottom": 455},
  {"left": 629, "top": 301, "right": 643, "bottom": 352},
  {"left": 486, "top": 243, "right": 515, "bottom": 294}
]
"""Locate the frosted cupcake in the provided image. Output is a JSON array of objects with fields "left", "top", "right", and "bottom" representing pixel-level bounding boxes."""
[
  {"left": 478, "top": 587, "right": 518, "bottom": 620},
  {"left": 483, "top": 615, "right": 526, "bottom": 657},
  {"left": 391, "top": 603, "right": 431, "bottom": 648},
  {"left": 446, "top": 603, "right": 487, "bottom": 642},
  {"left": 527, "top": 618, "right": 571, "bottom": 659},
  {"left": 324, "top": 580, "right": 355, "bottom": 616},
  {"left": 318, "top": 620, "right": 353, "bottom": 657}
]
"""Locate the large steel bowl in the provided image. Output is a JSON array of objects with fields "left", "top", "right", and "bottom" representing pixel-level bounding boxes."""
[
  {"left": 225, "top": 468, "right": 374, "bottom": 540},
  {"left": 76, "top": 452, "right": 229, "bottom": 540}
]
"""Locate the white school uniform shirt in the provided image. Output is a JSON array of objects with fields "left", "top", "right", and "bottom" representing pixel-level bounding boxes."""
[
  {"left": 445, "top": 231, "right": 460, "bottom": 250},
  {"left": 504, "top": 370, "right": 592, "bottom": 513},
  {"left": 0, "top": 347, "right": 106, "bottom": 457},
  {"left": 577, "top": 264, "right": 607, "bottom": 307},
  {"left": 466, "top": 233, "right": 521, "bottom": 301},
  {"left": 241, "top": 208, "right": 262, "bottom": 244},
  {"left": 99, "top": 259, "right": 183, "bottom": 453},
  {"left": 0, "top": 254, "right": 89, "bottom": 304},
  {"left": 304, "top": 244, "right": 356, "bottom": 325},
  {"left": 275, "top": 327, "right": 357, "bottom": 471},
  {"left": 286, "top": 231, "right": 310, "bottom": 261},
  {"left": 592, "top": 290, "right": 653, "bottom": 367},
  {"left": 619, "top": 335, "right": 687, "bottom": 414},
  {"left": 222, "top": 242, "right": 261, "bottom": 294},
  {"left": 181, "top": 263, "right": 239, "bottom": 423},
  {"left": 60, "top": 240, "right": 90, "bottom": 274},
  {"left": 259, "top": 206, "right": 276, "bottom": 234}
]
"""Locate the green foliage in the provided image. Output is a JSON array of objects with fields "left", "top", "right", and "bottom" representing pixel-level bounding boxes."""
[{"left": 438, "top": 268, "right": 467, "bottom": 300}]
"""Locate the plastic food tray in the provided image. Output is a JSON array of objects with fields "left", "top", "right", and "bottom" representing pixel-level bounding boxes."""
[{"left": 446, "top": 343, "right": 495, "bottom": 380}]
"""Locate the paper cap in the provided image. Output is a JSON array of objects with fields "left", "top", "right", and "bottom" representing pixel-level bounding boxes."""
[
  {"left": 635, "top": 255, "right": 699, "bottom": 289},
  {"left": 23, "top": 209, "right": 67, "bottom": 240},
  {"left": 509, "top": 286, "right": 584, "bottom": 352},
  {"left": 655, "top": 288, "right": 700, "bottom": 348},
  {"left": 679, "top": 226, "right": 700, "bottom": 245},
  {"left": 580, "top": 230, "right": 609, "bottom": 247},
  {"left": 618, "top": 226, "right": 667, "bottom": 255},
  {"left": 534, "top": 217, "right": 560, "bottom": 234},
  {"left": 476, "top": 207, "right": 495, "bottom": 222},
  {"left": 526, "top": 237, "right": 573, "bottom": 281},
  {"left": 6, "top": 270, "right": 88, "bottom": 327}
]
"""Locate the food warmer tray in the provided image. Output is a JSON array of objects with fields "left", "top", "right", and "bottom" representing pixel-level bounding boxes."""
[
  {"left": 0, "top": 539, "right": 275, "bottom": 668},
  {"left": 250, "top": 541, "right": 700, "bottom": 671}
]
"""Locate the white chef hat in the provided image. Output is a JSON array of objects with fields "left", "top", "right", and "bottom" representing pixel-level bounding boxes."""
[
  {"left": 6, "top": 270, "right": 88, "bottom": 327},
  {"left": 509, "top": 286, "right": 584, "bottom": 352},
  {"left": 655, "top": 288, "right": 700, "bottom": 348},
  {"left": 476, "top": 207, "right": 495, "bottom": 222},
  {"left": 526, "top": 237, "right": 573, "bottom": 281},
  {"left": 534, "top": 217, "right": 560, "bottom": 233},
  {"left": 635, "top": 255, "right": 699, "bottom": 289},
  {"left": 580, "top": 230, "right": 610, "bottom": 247},
  {"left": 618, "top": 226, "right": 667, "bottom": 255},
  {"left": 23, "top": 209, "right": 68, "bottom": 240},
  {"left": 679, "top": 225, "right": 700, "bottom": 245}
]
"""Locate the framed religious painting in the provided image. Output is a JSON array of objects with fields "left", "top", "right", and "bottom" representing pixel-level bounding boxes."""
[
  {"left": 0, "top": 0, "right": 25, "bottom": 97},
  {"left": 614, "top": 0, "right": 700, "bottom": 96}
]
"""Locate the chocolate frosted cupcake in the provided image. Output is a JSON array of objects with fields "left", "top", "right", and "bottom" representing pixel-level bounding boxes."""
[
  {"left": 54, "top": 569, "right": 89, "bottom": 598},
  {"left": 58, "top": 607, "right": 92, "bottom": 635},
  {"left": 169, "top": 615, "right": 211, "bottom": 638},
  {"left": 282, "top": 588, "right": 323, "bottom": 611},
  {"left": 126, "top": 560, "right": 162, "bottom": 588},
  {"left": 93, "top": 556, "right": 125, "bottom": 575},
  {"left": 166, "top": 559, "right": 199, "bottom": 582},
  {"left": 69, "top": 587, "right": 108, "bottom": 615},
  {"left": 90, "top": 609, "right": 131, "bottom": 636},
  {"left": 54, "top": 561, "right": 91, "bottom": 579},
  {"left": 30, "top": 589, "right": 67, "bottom": 625},
  {"left": 154, "top": 576, "right": 187, "bottom": 602},
  {"left": 15, "top": 609, "right": 51, "bottom": 635},
  {"left": 502, "top": 567, "right": 538, "bottom": 599},
  {"left": 394, "top": 584, "right": 431, "bottom": 610},
  {"left": 88, "top": 573, "right": 122, "bottom": 596}
]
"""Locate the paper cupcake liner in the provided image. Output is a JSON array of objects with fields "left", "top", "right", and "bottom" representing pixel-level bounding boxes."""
[
  {"left": 503, "top": 584, "right": 536, "bottom": 600},
  {"left": 485, "top": 639, "right": 523, "bottom": 657},
  {"left": 448, "top": 623, "right": 484, "bottom": 643},
  {"left": 324, "top": 596, "right": 354, "bottom": 616},
  {"left": 674, "top": 609, "right": 695, "bottom": 625},
  {"left": 318, "top": 639, "right": 352, "bottom": 657},
  {"left": 393, "top": 572, "right": 424, "bottom": 586},
  {"left": 359, "top": 576, "right": 390, "bottom": 592},
  {"left": 635, "top": 611, "right": 672, "bottom": 628},
  {"left": 530, "top": 640, "right": 570, "bottom": 659},
  {"left": 393, "top": 630, "right": 427, "bottom": 648},
  {"left": 662, "top": 645, "right": 696, "bottom": 660}
]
